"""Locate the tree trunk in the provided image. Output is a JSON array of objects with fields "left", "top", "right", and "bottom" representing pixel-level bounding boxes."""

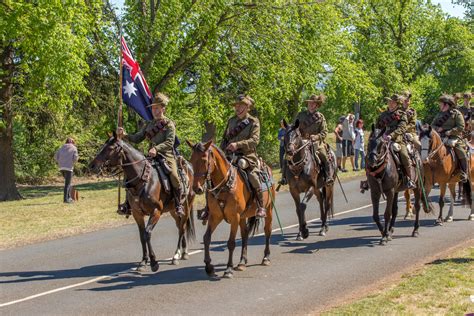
[
  {"left": 202, "top": 121, "right": 216, "bottom": 143},
  {"left": 0, "top": 44, "right": 22, "bottom": 201}
]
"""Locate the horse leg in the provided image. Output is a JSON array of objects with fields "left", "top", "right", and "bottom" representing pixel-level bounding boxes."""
[
  {"left": 436, "top": 184, "right": 446, "bottom": 225},
  {"left": 404, "top": 190, "right": 413, "bottom": 219},
  {"left": 370, "top": 190, "right": 384, "bottom": 236},
  {"left": 236, "top": 218, "right": 249, "bottom": 271},
  {"left": 290, "top": 188, "right": 304, "bottom": 241},
  {"left": 203, "top": 214, "right": 222, "bottom": 277},
  {"left": 445, "top": 183, "right": 456, "bottom": 222},
  {"left": 223, "top": 217, "right": 239, "bottom": 279},
  {"left": 133, "top": 212, "right": 149, "bottom": 272},
  {"left": 319, "top": 187, "right": 328, "bottom": 236},
  {"left": 172, "top": 216, "right": 185, "bottom": 265},
  {"left": 412, "top": 188, "right": 422, "bottom": 237},
  {"left": 262, "top": 197, "right": 273, "bottom": 266},
  {"left": 145, "top": 210, "right": 162, "bottom": 272},
  {"left": 381, "top": 190, "right": 394, "bottom": 245},
  {"left": 388, "top": 192, "right": 399, "bottom": 241}
]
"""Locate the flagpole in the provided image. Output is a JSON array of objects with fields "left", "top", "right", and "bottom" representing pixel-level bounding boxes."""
[{"left": 117, "top": 36, "right": 123, "bottom": 129}]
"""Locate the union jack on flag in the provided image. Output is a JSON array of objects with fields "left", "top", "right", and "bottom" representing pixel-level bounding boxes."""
[{"left": 121, "top": 36, "right": 153, "bottom": 121}]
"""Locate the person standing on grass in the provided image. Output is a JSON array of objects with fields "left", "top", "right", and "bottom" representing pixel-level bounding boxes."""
[
  {"left": 54, "top": 137, "right": 79, "bottom": 203},
  {"left": 354, "top": 119, "right": 365, "bottom": 170},
  {"left": 278, "top": 119, "right": 286, "bottom": 170},
  {"left": 341, "top": 113, "right": 356, "bottom": 172},
  {"left": 334, "top": 116, "right": 344, "bottom": 171}
]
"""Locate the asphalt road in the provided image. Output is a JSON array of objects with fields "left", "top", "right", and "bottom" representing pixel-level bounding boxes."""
[{"left": 1, "top": 178, "right": 473, "bottom": 315}]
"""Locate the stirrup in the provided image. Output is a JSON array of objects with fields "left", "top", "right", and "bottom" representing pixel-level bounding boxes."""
[
  {"left": 117, "top": 203, "right": 131, "bottom": 216},
  {"left": 278, "top": 177, "right": 287, "bottom": 185},
  {"left": 256, "top": 207, "right": 267, "bottom": 218},
  {"left": 460, "top": 173, "right": 468, "bottom": 183},
  {"left": 175, "top": 204, "right": 185, "bottom": 217},
  {"left": 407, "top": 180, "right": 416, "bottom": 189},
  {"left": 198, "top": 207, "right": 209, "bottom": 221}
]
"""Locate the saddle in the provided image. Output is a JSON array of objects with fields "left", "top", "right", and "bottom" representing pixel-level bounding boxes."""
[{"left": 153, "top": 154, "right": 189, "bottom": 196}]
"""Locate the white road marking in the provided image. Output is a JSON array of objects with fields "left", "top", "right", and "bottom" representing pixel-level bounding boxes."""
[{"left": 0, "top": 202, "right": 382, "bottom": 308}]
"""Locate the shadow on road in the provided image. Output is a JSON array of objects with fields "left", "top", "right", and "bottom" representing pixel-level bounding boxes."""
[{"left": 279, "top": 235, "right": 380, "bottom": 254}]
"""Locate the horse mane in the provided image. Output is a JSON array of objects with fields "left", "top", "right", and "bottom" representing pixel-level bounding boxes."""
[{"left": 120, "top": 140, "right": 147, "bottom": 161}]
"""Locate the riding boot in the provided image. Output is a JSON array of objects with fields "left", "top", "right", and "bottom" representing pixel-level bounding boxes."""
[
  {"left": 323, "top": 161, "right": 334, "bottom": 185},
  {"left": 117, "top": 200, "right": 131, "bottom": 216},
  {"left": 255, "top": 190, "right": 267, "bottom": 218},
  {"left": 278, "top": 161, "right": 288, "bottom": 185},
  {"left": 174, "top": 187, "right": 185, "bottom": 217},
  {"left": 404, "top": 166, "right": 416, "bottom": 189},
  {"left": 198, "top": 205, "right": 209, "bottom": 221},
  {"left": 459, "top": 159, "right": 468, "bottom": 183}
]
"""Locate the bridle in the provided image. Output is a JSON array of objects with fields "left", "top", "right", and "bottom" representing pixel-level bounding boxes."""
[
  {"left": 285, "top": 128, "right": 310, "bottom": 166},
  {"left": 420, "top": 131, "right": 443, "bottom": 162},
  {"left": 366, "top": 136, "right": 389, "bottom": 178},
  {"left": 193, "top": 145, "right": 233, "bottom": 193}
]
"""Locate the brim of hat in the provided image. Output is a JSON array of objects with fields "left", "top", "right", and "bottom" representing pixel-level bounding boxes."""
[
  {"left": 305, "top": 99, "right": 321, "bottom": 104},
  {"left": 232, "top": 100, "right": 252, "bottom": 107},
  {"left": 384, "top": 97, "right": 393, "bottom": 101},
  {"left": 147, "top": 102, "right": 166, "bottom": 108}
]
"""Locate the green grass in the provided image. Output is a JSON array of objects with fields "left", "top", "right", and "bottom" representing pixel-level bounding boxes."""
[{"left": 323, "top": 247, "right": 474, "bottom": 316}]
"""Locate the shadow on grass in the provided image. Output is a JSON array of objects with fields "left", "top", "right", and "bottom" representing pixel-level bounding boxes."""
[
  {"left": 19, "top": 181, "right": 117, "bottom": 198},
  {"left": 428, "top": 257, "right": 474, "bottom": 265}
]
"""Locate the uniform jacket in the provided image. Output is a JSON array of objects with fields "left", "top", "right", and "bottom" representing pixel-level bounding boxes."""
[
  {"left": 431, "top": 109, "right": 465, "bottom": 140},
  {"left": 220, "top": 113, "right": 260, "bottom": 166},
  {"left": 376, "top": 108, "right": 407, "bottom": 143},
  {"left": 125, "top": 116, "right": 176, "bottom": 163},
  {"left": 294, "top": 110, "right": 328, "bottom": 148}
]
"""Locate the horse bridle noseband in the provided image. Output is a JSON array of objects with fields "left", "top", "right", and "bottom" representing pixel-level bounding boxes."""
[{"left": 193, "top": 145, "right": 233, "bottom": 193}]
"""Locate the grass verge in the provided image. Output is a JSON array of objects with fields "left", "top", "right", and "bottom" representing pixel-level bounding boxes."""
[{"left": 323, "top": 246, "right": 474, "bottom": 315}]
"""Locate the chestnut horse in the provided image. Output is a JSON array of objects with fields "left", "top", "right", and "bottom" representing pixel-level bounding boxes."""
[
  {"left": 187, "top": 141, "right": 274, "bottom": 279},
  {"left": 89, "top": 134, "right": 195, "bottom": 272},
  {"left": 419, "top": 127, "right": 473, "bottom": 223},
  {"left": 282, "top": 119, "right": 335, "bottom": 240}
]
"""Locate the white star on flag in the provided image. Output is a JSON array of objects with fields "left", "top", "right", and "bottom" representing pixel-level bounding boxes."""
[{"left": 123, "top": 80, "right": 137, "bottom": 98}]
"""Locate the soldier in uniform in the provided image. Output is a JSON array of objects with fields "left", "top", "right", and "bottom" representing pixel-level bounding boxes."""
[
  {"left": 116, "top": 92, "right": 185, "bottom": 217},
  {"left": 401, "top": 90, "right": 421, "bottom": 148},
  {"left": 431, "top": 94, "right": 469, "bottom": 183},
  {"left": 294, "top": 94, "right": 334, "bottom": 185},
  {"left": 219, "top": 94, "right": 267, "bottom": 218},
  {"left": 459, "top": 92, "right": 472, "bottom": 139},
  {"left": 376, "top": 94, "right": 416, "bottom": 189}
]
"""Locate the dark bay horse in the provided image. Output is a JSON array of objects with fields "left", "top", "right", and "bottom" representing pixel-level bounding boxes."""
[
  {"left": 366, "top": 126, "right": 427, "bottom": 244},
  {"left": 89, "top": 133, "right": 195, "bottom": 272},
  {"left": 419, "top": 127, "right": 473, "bottom": 223},
  {"left": 187, "top": 140, "right": 274, "bottom": 279},
  {"left": 282, "top": 119, "right": 335, "bottom": 240}
]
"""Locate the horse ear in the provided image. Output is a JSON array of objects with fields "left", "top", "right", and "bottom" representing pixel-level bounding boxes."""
[
  {"left": 203, "top": 140, "right": 212, "bottom": 150},
  {"left": 186, "top": 139, "right": 194, "bottom": 148},
  {"left": 107, "top": 131, "right": 113, "bottom": 138},
  {"left": 428, "top": 125, "right": 432, "bottom": 134},
  {"left": 294, "top": 119, "right": 300, "bottom": 129},
  {"left": 283, "top": 119, "right": 288, "bottom": 129},
  {"left": 371, "top": 124, "right": 375, "bottom": 134},
  {"left": 112, "top": 130, "right": 117, "bottom": 139}
]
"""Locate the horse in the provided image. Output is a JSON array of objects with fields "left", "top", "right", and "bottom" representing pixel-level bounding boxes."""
[
  {"left": 419, "top": 126, "right": 473, "bottom": 223},
  {"left": 89, "top": 133, "right": 195, "bottom": 272},
  {"left": 366, "top": 125, "right": 427, "bottom": 244},
  {"left": 186, "top": 140, "right": 274, "bottom": 279},
  {"left": 282, "top": 119, "right": 335, "bottom": 240}
]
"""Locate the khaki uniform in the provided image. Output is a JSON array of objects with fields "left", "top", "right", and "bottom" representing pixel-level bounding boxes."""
[
  {"left": 220, "top": 113, "right": 261, "bottom": 190},
  {"left": 458, "top": 105, "right": 472, "bottom": 139},
  {"left": 376, "top": 108, "right": 412, "bottom": 175},
  {"left": 294, "top": 109, "right": 331, "bottom": 178},
  {"left": 126, "top": 116, "right": 181, "bottom": 190},
  {"left": 431, "top": 108, "right": 468, "bottom": 163},
  {"left": 404, "top": 106, "right": 421, "bottom": 147}
]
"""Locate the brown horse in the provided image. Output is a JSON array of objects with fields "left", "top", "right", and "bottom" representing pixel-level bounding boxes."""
[
  {"left": 282, "top": 119, "right": 335, "bottom": 240},
  {"left": 187, "top": 140, "right": 274, "bottom": 279},
  {"left": 89, "top": 133, "right": 195, "bottom": 272},
  {"left": 420, "top": 127, "right": 473, "bottom": 223}
]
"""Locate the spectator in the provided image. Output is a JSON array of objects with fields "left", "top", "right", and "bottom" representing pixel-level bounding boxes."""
[
  {"left": 342, "top": 113, "right": 356, "bottom": 172},
  {"left": 354, "top": 119, "right": 365, "bottom": 170},
  {"left": 278, "top": 120, "right": 286, "bottom": 170},
  {"left": 54, "top": 137, "right": 79, "bottom": 203},
  {"left": 334, "top": 116, "right": 345, "bottom": 171}
]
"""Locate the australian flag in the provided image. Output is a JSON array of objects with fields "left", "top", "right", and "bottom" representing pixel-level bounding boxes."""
[{"left": 121, "top": 37, "right": 153, "bottom": 121}]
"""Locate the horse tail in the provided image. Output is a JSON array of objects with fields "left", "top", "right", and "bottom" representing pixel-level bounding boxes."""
[
  {"left": 462, "top": 181, "right": 472, "bottom": 208},
  {"left": 185, "top": 204, "right": 196, "bottom": 243},
  {"left": 247, "top": 216, "right": 261, "bottom": 237}
]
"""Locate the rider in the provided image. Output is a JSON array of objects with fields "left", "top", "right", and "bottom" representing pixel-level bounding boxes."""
[
  {"left": 294, "top": 93, "right": 333, "bottom": 185},
  {"left": 401, "top": 90, "right": 421, "bottom": 149},
  {"left": 431, "top": 94, "right": 469, "bottom": 183},
  {"left": 376, "top": 94, "right": 416, "bottom": 189},
  {"left": 116, "top": 92, "right": 185, "bottom": 217},
  {"left": 219, "top": 94, "right": 267, "bottom": 218}
]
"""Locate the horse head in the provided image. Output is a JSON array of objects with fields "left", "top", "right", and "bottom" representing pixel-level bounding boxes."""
[
  {"left": 419, "top": 125, "right": 441, "bottom": 162},
  {"left": 89, "top": 131, "right": 124, "bottom": 174},
  {"left": 367, "top": 124, "right": 387, "bottom": 168},
  {"left": 283, "top": 119, "right": 304, "bottom": 157},
  {"left": 186, "top": 139, "right": 213, "bottom": 194}
]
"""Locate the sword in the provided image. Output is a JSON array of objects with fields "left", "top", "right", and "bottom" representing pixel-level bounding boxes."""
[
  {"left": 264, "top": 174, "right": 284, "bottom": 236},
  {"left": 336, "top": 173, "right": 349, "bottom": 203}
]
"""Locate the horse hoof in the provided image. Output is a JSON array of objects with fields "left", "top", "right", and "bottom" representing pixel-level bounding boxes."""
[
  {"left": 435, "top": 219, "right": 443, "bottom": 226},
  {"left": 181, "top": 253, "right": 190, "bottom": 260},
  {"left": 223, "top": 271, "right": 234, "bottom": 279},
  {"left": 412, "top": 231, "right": 419, "bottom": 237},
  {"left": 296, "top": 235, "right": 303, "bottom": 241},
  {"left": 205, "top": 265, "right": 215, "bottom": 276},
  {"left": 262, "top": 258, "right": 271, "bottom": 266},
  {"left": 468, "top": 214, "right": 474, "bottom": 221},
  {"left": 235, "top": 264, "right": 246, "bottom": 271},
  {"left": 137, "top": 265, "right": 147, "bottom": 272},
  {"left": 150, "top": 262, "right": 159, "bottom": 272},
  {"left": 319, "top": 230, "right": 326, "bottom": 237},
  {"left": 302, "top": 229, "right": 310, "bottom": 239},
  {"left": 172, "top": 258, "right": 180, "bottom": 265},
  {"left": 379, "top": 238, "right": 387, "bottom": 246},
  {"left": 445, "top": 216, "right": 453, "bottom": 223},
  {"left": 387, "top": 235, "right": 392, "bottom": 241}
]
